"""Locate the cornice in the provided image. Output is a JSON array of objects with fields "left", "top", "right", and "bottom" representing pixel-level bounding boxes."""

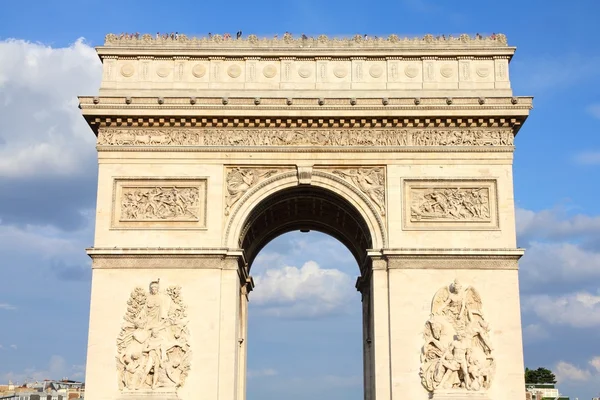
[
  {"left": 87, "top": 115, "right": 525, "bottom": 128},
  {"left": 81, "top": 96, "right": 532, "bottom": 108},
  {"left": 86, "top": 247, "right": 233, "bottom": 257},
  {"left": 80, "top": 96, "right": 532, "bottom": 131},
  {"left": 95, "top": 146, "right": 515, "bottom": 153},
  {"left": 86, "top": 247, "right": 523, "bottom": 258},
  {"left": 382, "top": 248, "right": 524, "bottom": 257},
  {"left": 101, "top": 33, "right": 511, "bottom": 54},
  {"left": 97, "top": 52, "right": 516, "bottom": 60}
]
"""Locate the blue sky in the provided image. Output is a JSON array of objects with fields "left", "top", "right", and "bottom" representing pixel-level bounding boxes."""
[{"left": 1, "top": 0, "right": 600, "bottom": 399}]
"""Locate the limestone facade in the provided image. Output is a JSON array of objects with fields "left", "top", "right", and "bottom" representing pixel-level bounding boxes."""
[{"left": 80, "top": 33, "right": 531, "bottom": 400}]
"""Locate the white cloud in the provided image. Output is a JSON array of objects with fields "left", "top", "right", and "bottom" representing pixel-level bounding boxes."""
[
  {"left": 575, "top": 151, "right": 600, "bottom": 165},
  {"left": 0, "top": 303, "right": 16, "bottom": 310},
  {"left": 0, "top": 355, "right": 83, "bottom": 383},
  {"left": 556, "top": 361, "right": 592, "bottom": 382},
  {"left": 0, "top": 38, "right": 102, "bottom": 178},
  {"left": 251, "top": 261, "right": 356, "bottom": 318},
  {"left": 520, "top": 242, "right": 600, "bottom": 286},
  {"left": 10, "top": 345, "right": 17, "bottom": 350},
  {"left": 247, "top": 368, "right": 278, "bottom": 378},
  {"left": 516, "top": 207, "right": 600, "bottom": 287},
  {"left": 516, "top": 207, "right": 600, "bottom": 242},
  {"left": 587, "top": 104, "right": 600, "bottom": 119},
  {"left": 523, "top": 291, "right": 600, "bottom": 328},
  {"left": 0, "top": 223, "right": 87, "bottom": 260},
  {"left": 589, "top": 357, "right": 600, "bottom": 373}
]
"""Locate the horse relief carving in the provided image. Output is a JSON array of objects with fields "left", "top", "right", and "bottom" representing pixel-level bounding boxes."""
[
  {"left": 116, "top": 280, "right": 191, "bottom": 393},
  {"left": 121, "top": 187, "right": 200, "bottom": 221},
  {"left": 98, "top": 128, "right": 514, "bottom": 147},
  {"left": 411, "top": 187, "right": 490, "bottom": 222},
  {"left": 420, "top": 279, "right": 495, "bottom": 393}
]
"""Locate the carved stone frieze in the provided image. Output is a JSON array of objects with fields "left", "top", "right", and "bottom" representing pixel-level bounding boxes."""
[
  {"left": 420, "top": 279, "right": 495, "bottom": 394},
  {"left": 116, "top": 280, "right": 191, "bottom": 393},
  {"left": 330, "top": 168, "right": 386, "bottom": 216},
  {"left": 404, "top": 180, "right": 498, "bottom": 230},
  {"left": 410, "top": 187, "right": 490, "bottom": 222},
  {"left": 98, "top": 128, "right": 514, "bottom": 147},
  {"left": 225, "top": 167, "right": 282, "bottom": 215},
  {"left": 121, "top": 187, "right": 200, "bottom": 221},
  {"left": 99, "top": 129, "right": 200, "bottom": 146},
  {"left": 113, "top": 179, "right": 207, "bottom": 229},
  {"left": 104, "top": 33, "right": 508, "bottom": 47}
]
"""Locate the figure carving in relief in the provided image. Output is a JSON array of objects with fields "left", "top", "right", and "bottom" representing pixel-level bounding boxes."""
[
  {"left": 225, "top": 168, "right": 279, "bottom": 215},
  {"left": 420, "top": 280, "right": 495, "bottom": 393},
  {"left": 105, "top": 33, "right": 508, "bottom": 47},
  {"left": 332, "top": 168, "right": 385, "bottom": 215},
  {"left": 117, "top": 280, "right": 191, "bottom": 392},
  {"left": 121, "top": 187, "right": 200, "bottom": 221},
  {"left": 99, "top": 128, "right": 513, "bottom": 148},
  {"left": 98, "top": 129, "right": 201, "bottom": 146},
  {"left": 411, "top": 188, "right": 490, "bottom": 221}
]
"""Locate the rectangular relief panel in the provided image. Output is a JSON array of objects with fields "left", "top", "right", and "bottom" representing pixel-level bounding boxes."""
[
  {"left": 112, "top": 178, "right": 207, "bottom": 229},
  {"left": 403, "top": 179, "right": 498, "bottom": 230}
]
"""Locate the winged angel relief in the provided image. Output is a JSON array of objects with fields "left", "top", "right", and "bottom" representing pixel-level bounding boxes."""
[
  {"left": 116, "top": 280, "right": 191, "bottom": 393},
  {"left": 332, "top": 168, "right": 386, "bottom": 216},
  {"left": 420, "top": 279, "right": 495, "bottom": 394},
  {"left": 225, "top": 168, "right": 279, "bottom": 215}
]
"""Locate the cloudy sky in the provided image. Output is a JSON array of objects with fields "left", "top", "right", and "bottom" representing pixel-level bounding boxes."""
[{"left": 1, "top": 1, "right": 600, "bottom": 399}]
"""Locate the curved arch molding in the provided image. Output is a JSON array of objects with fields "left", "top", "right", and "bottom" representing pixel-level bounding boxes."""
[{"left": 224, "top": 168, "right": 387, "bottom": 267}]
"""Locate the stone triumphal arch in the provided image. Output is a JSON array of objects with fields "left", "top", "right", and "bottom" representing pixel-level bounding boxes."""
[{"left": 80, "top": 33, "right": 531, "bottom": 400}]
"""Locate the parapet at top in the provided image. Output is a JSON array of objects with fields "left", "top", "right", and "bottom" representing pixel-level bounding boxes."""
[{"left": 103, "top": 32, "right": 509, "bottom": 48}]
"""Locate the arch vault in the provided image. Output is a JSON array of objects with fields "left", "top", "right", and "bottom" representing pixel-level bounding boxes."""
[{"left": 81, "top": 32, "right": 531, "bottom": 400}]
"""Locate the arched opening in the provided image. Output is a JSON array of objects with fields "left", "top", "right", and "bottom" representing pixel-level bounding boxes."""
[
  {"left": 239, "top": 185, "right": 373, "bottom": 272},
  {"left": 247, "top": 232, "right": 363, "bottom": 400},
  {"left": 237, "top": 185, "right": 375, "bottom": 400}
]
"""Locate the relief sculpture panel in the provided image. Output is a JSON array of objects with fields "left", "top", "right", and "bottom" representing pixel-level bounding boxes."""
[
  {"left": 404, "top": 180, "right": 498, "bottom": 230},
  {"left": 225, "top": 167, "right": 283, "bottom": 215},
  {"left": 116, "top": 280, "right": 191, "bottom": 396},
  {"left": 98, "top": 128, "right": 514, "bottom": 148},
  {"left": 121, "top": 187, "right": 200, "bottom": 221},
  {"left": 113, "top": 179, "right": 207, "bottom": 229},
  {"left": 331, "top": 167, "right": 386, "bottom": 216},
  {"left": 420, "top": 280, "right": 495, "bottom": 396}
]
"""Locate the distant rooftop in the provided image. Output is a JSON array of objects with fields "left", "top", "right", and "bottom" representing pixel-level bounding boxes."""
[{"left": 103, "top": 32, "right": 508, "bottom": 48}]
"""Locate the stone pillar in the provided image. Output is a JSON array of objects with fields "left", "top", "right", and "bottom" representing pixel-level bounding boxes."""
[
  {"left": 357, "top": 272, "right": 374, "bottom": 400},
  {"left": 385, "top": 251, "right": 525, "bottom": 400},
  {"left": 370, "top": 257, "right": 391, "bottom": 400},
  {"left": 84, "top": 252, "right": 247, "bottom": 400},
  {"left": 217, "top": 256, "right": 243, "bottom": 400},
  {"left": 236, "top": 279, "right": 250, "bottom": 400}
]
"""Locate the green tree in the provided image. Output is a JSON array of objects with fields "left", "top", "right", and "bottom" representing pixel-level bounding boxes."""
[{"left": 525, "top": 367, "right": 557, "bottom": 384}]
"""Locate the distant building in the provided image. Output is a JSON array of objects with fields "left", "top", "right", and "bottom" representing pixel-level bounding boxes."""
[
  {"left": 525, "top": 383, "right": 569, "bottom": 399},
  {"left": 0, "top": 380, "right": 84, "bottom": 400}
]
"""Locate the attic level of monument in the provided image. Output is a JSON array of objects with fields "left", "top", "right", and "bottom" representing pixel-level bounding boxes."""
[
  {"left": 102, "top": 32, "right": 511, "bottom": 50},
  {"left": 96, "top": 33, "right": 517, "bottom": 99}
]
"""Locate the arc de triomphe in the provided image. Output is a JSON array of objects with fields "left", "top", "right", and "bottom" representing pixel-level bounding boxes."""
[{"left": 80, "top": 33, "right": 531, "bottom": 400}]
